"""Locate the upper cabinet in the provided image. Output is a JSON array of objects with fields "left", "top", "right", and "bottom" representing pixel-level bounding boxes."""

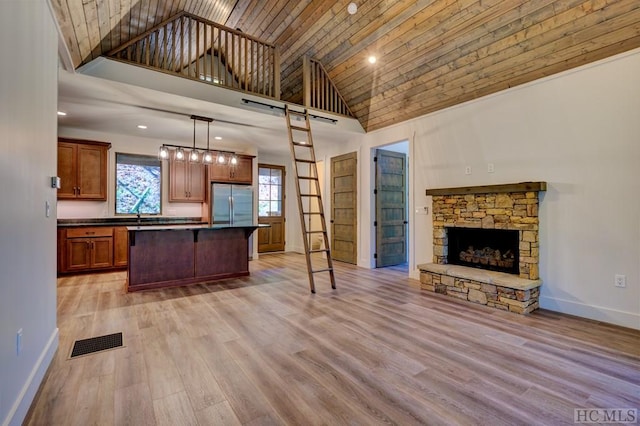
[
  {"left": 209, "top": 154, "right": 253, "bottom": 184},
  {"left": 58, "top": 138, "right": 110, "bottom": 200},
  {"left": 168, "top": 151, "right": 207, "bottom": 202}
]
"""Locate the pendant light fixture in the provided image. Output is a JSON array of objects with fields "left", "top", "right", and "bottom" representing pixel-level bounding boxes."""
[
  {"left": 203, "top": 121, "right": 213, "bottom": 164},
  {"left": 189, "top": 117, "right": 200, "bottom": 162},
  {"left": 159, "top": 115, "right": 238, "bottom": 164}
]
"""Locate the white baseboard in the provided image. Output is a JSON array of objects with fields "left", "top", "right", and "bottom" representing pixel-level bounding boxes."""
[
  {"left": 3, "top": 328, "right": 59, "bottom": 426},
  {"left": 539, "top": 296, "right": 639, "bottom": 330}
]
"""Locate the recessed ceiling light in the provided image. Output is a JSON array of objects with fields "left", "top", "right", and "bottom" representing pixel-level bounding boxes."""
[
  {"left": 347, "top": 2, "right": 357, "bottom": 15},
  {"left": 57, "top": 111, "right": 67, "bottom": 116},
  {"left": 368, "top": 56, "right": 377, "bottom": 64},
  {"left": 137, "top": 125, "right": 147, "bottom": 129},
  {"left": 214, "top": 136, "right": 222, "bottom": 140}
]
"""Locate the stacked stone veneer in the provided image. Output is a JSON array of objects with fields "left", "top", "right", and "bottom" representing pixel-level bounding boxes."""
[
  {"left": 432, "top": 191, "right": 540, "bottom": 280},
  {"left": 420, "top": 186, "right": 543, "bottom": 314},
  {"left": 419, "top": 264, "right": 541, "bottom": 314}
]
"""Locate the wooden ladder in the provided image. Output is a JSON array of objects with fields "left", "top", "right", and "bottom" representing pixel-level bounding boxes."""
[{"left": 285, "top": 105, "right": 336, "bottom": 293}]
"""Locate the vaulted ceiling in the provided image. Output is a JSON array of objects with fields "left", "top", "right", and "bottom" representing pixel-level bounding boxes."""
[{"left": 52, "top": 0, "right": 640, "bottom": 132}]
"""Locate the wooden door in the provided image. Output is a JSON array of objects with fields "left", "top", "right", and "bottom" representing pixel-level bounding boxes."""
[
  {"left": 209, "top": 162, "right": 231, "bottom": 182},
  {"left": 66, "top": 239, "right": 91, "bottom": 270},
  {"left": 187, "top": 161, "right": 206, "bottom": 201},
  {"left": 77, "top": 143, "right": 107, "bottom": 199},
  {"left": 375, "top": 149, "right": 407, "bottom": 267},
  {"left": 258, "top": 164, "right": 285, "bottom": 252},
  {"left": 169, "top": 156, "right": 189, "bottom": 201},
  {"left": 57, "top": 143, "right": 77, "bottom": 199},
  {"left": 90, "top": 237, "right": 114, "bottom": 268},
  {"left": 331, "top": 152, "right": 357, "bottom": 264},
  {"left": 231, "top": 156, "right": 253, "bottom": 184},
  {"left": 113, "top": 227, "right": 129, "bottom": 267}
]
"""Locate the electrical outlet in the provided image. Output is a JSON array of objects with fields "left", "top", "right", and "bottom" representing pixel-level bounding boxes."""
[
  {"left": 465, "top": 166, "right": 472, "bottom": 175},
  {"left": 17, "top": 329, "right": 23, "bottom": 355},
  {"left": 614, "top": 274, "right": 626, "bottom": 288},
  {"left": 487, "top": 163, "right": 495, "bottom": 173}
]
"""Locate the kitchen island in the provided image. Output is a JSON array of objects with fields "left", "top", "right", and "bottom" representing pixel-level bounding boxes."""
[{"left": 126, "top": 224, "right": 261, "bottom": 292}]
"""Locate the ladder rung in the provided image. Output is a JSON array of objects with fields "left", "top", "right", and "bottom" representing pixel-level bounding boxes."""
[
  {"left": 311, "top": 268, "right": 333, "bottom": 274},
  {"left": 309, "top": 248, "right": 329, "bottom": 253},
  {"left": 305, "top": 230, "right": 325, "bottom": 234},
  {"left": 290, "top": 125, "right": 310, "bottom": 132},
  {"left": 300, "top": 193, "right": 321, "bottom": 197},
  {"left": 292, "top": 141, "right": 312, "bottom": 147},
  {"left": 288, "top": 109, "right": 306, "bottom": 116},
  {"left": 302, "top": 212, "right": 323, "bottom": 215},
  {"left": 298, "top": 176, "right": 318, "bottom": 180},
  {"left": 295, "top": 158, "right": 315, "bottom": 163}
]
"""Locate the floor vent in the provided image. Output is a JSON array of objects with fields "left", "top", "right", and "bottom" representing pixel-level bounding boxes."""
[{"left": 70, "top": 332, "right": 123, "bottom": 358}]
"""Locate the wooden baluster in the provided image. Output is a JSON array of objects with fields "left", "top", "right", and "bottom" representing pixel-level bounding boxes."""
[
  {"left": 217, "top": 27, "right": 221, "bottom": 85},
  {"left": 188, "top": 17, "right": 192, "bottom": 78},
  {"left": 195, "top": 20, "right": 199, "bottom": 80},
  {"left": 273, "top": 47, "right": 280, "bottom": 99},
  {"left": 209, "top": 24, "right": 213, "bottom": 83},
  {"left": 179, "top": 17, "right": 184, "bottom": 75},
  {"left": 244, "top": 37, "right": 248, "bottom": 92}
]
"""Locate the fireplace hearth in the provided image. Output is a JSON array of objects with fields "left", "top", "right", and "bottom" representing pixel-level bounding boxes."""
[{"left": 447, "top": 228, "right": 519, "bottom": 275}]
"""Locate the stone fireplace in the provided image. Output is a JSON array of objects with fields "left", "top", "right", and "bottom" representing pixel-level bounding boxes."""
[{"left": 418, "top": 182, "right": 546, "bottom": 314}]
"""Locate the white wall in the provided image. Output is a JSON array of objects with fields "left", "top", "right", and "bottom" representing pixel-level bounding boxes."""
[
  {"left": 0, "top": 3, "right": 59, "bottom": 425},
  {"left": 357, "top": 49, "right": 640, "bottom": 329}
]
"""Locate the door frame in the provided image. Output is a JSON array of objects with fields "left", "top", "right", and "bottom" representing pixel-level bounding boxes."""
[
  {"left": 375, "top": 148, "right": 408, "bottom": 267},
  {"left": 257, "top": 163, "right": 286, "bottom": 253},
  {"left": 369, "top": 140, "right": 412, "bottom": 272}
]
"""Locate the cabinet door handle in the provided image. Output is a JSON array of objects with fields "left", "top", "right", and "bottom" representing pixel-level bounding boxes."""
[{"left": 86, "top": 231, "right": 95, "bottom": 235}]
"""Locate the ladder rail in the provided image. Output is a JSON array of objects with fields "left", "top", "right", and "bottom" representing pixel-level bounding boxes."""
[{"left": 285, "top": 105, "right": 336, "bottom": 293}]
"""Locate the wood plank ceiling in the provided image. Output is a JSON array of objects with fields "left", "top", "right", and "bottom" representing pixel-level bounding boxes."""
[{"left": 52, "top": 0, "right": 640, "bottom": 132}]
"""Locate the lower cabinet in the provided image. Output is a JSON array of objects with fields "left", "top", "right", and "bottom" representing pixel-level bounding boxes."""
[
  {"left": 66, "top": 237, "right": 113, "bottom": 271},
  {"left": 113, "top": 227, "right": 129, "bottom": 267},
  {"left": 58, "top": 226, "right": 128, "bottom": 274}
]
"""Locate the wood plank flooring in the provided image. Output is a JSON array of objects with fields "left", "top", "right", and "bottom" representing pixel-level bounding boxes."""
[{"left": 27, "top": 253, "right": 639, "bottom": 425}]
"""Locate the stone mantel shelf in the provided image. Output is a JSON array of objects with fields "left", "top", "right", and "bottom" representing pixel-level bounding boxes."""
[{"left": 426, "top": 181, "right": 547, "bottom": 196}]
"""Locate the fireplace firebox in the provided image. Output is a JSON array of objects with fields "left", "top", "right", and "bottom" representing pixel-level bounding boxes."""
[{"left": 447, "top": 228, "right": 519, "bottom": 275}]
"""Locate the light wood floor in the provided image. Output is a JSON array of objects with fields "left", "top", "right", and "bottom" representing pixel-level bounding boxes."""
[{"left": 27, "top": 253, "right": 639, "bottom": 425}]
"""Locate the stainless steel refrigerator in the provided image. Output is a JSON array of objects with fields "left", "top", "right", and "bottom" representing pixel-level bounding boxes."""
[{"left": 211, "top": 183, "right": 254, "bottom": 225}]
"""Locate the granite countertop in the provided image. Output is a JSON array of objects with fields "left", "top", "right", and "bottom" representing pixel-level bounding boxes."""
[
  {"left": 126, "top": 223, "right": 267, "bottom": 231},
  {"left": 57, "top": 217, "right": 206, "bottom": 227}
]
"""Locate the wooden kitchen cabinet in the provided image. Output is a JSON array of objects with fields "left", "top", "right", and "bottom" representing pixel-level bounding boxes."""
[
  {"left": 62, "top": 227, "right": 114, "bottom": 272},
  {"left": 209, "top": 154, "right": 253, "bottom": 184},
  {"left": 113, "top": 226, "right": 129, "bottom": 267},
  {"left": 169, "top": 152, "right": 207, "bottom": 202},
  {"left": 57, "top": 138, "right": 111, "bottom": 200}
]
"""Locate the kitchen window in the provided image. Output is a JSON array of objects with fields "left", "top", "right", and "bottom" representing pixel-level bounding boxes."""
[{"left": 115, "top": 153, "right": 162, "bottom": 215}]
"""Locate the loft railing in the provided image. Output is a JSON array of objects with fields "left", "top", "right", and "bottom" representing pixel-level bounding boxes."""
[
  {"left": 303, "top": 56, "right": 354, "bottom": 118},
  {"left": 107, "top": 12, "right": 280, "bottom": 99}
]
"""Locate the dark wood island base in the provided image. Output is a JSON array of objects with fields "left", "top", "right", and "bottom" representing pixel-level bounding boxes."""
[{"left": 127, "top": 224, "right": 260, "bottom": 292}]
